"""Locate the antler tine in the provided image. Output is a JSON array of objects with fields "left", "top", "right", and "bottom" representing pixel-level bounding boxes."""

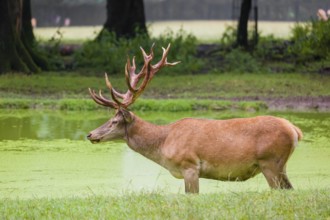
[
  {"left": 141, "top": 46, "right": 154, "bottom": 67},
  {"left": 88, "top": 73, "right": 125, "bottom": 108},
  {"left": 125, "top": 59, "right": 138, "bottom": 93},
  {"left": 122, "top": 69, "right": 151, "bottom": 107},
  {"left": 147, "top": 44, "right": 180, "bottom": 80},
  {"left": 109, "top": 88, "right": 123, "bottom": 106},
  {"left": 98, "top": 90, "right": 117, "bottom": 106},
  {"left": 160, "top": 44, "right": 180, "bottom": 66},
  {"left": 104, "top": 73, "right": 127, "bottom": 106},
  {"left": 163, "top": 44, "right": 181, "bottom": 66},
  {"left": 150, "top": 43, "right": 155, "bottom": 57},
  {"left": 105, "top": 73, "right": 125, "bottom": 99},
  {"left": 134, "top": 45, "right": 154, "bottom": 89},
  {"left": 155, "top": 44, "right": 171, "bottom": 67},
  {"left": 125, "top": 46, "right": 153, "bottom": 91},
  {"left": 89, "top": 88, "right": 104, "bottom": 105},
  {"left": 140, "top": 46, "right": 149, "bottom": 61},
  {"left": 88, "top": 88, "right": 118, "bottom": 108},
  {"left": 126, "top": 56, "right": 137, "bottom": 76}
]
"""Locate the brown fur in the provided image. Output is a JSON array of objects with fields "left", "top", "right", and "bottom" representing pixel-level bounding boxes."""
[{"left": 88, "top": 111, "right": 302, "bottom": 193}]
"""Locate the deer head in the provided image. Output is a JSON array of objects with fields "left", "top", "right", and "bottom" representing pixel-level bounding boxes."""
[{"left": 87, "top": 44, "right": 179, "bottom": 143}]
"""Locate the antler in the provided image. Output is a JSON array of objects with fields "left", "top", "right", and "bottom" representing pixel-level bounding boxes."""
[{"left": 89, "top": 44, "right": 180, "bottom": 109}]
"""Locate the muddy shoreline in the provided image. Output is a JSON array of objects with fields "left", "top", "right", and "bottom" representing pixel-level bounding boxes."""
[{"left": 228, "top": 96, "right": 330, "bottom": 111}]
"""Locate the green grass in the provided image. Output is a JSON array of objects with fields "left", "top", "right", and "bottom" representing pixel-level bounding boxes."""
[
  {"left": 1, "top": 190, "right": 329, "bottom": 219},
  {"left": 1, "top": 72, "right": 329, "bottom": 111},
  {"left": 1, "top": 72, "right": 329, "bottom": 99},
  {"left": 0, "top": 98, "right": 267, "bottom": 111}
]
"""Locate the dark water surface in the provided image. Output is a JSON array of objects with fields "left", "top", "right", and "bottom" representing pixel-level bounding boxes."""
[{"left": 0, "top": 110, "right": 329, "bottom": 198}]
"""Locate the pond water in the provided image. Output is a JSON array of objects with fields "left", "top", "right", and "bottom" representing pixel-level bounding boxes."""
[{"left": 0, "top": 110, "right": 329, "bottom": 198}]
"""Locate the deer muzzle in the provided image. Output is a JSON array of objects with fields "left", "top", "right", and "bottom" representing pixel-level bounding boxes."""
[{"left": 87, "top": 133, "right": 101, "bottom": 144}]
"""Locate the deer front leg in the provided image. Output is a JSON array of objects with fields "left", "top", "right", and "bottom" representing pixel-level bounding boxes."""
[{"left": 183, "top": 167, "right": 199, "bottom": 193}]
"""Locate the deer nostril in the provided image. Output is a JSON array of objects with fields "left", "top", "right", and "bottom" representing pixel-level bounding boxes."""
[{"left": 87, "top": 133, "right": 92, "bottom": 139}]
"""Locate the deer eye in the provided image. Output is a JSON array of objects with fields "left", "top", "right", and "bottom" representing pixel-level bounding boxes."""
[{"left": 112, "top": 120, "right": 118, "bottom": 124}]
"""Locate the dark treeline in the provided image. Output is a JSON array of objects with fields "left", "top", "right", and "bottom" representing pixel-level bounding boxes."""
[{"left": 32, "top": 0, "right": 328, "bottom": 27}]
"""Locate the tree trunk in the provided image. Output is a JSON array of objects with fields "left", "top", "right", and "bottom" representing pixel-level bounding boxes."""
[
  {"left": 0, "top": 0, "right": 47, "bottom": 74},
  {"left": 21, "top": 0, "right": 49, "bottom": 70},
  {"left": 237, "top": 0, "right": 251, "bottom": 49},
  {"left": 21, "top": 0, "right": 34, "bottom": 45},
  {"left": 98, "top": 0, "right": 148, "bottom": 39}
]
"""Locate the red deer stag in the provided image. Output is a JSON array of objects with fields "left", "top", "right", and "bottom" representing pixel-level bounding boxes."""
[{"left": 87, "top": 44, "right": 303, "bottom": 193}]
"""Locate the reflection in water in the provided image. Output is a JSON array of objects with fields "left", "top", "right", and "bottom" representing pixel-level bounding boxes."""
[
  {"left": 0, "top": 110, "right": 110, "bottom": 140},
  {"left": 0, "top": 110, "right": 329, "bottom": 198}
]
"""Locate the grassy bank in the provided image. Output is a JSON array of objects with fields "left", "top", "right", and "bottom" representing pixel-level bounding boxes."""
[
  {"left": 1, "top": 72, "right": 329, "bottom": 111},
  {"left": 0, "top": 98, "right": 267, "bottom": 111},
  {"left": 1, "top": 190, "right": 329, "bottom": 219},
  {"left": 1, "top": 73, "right": 330, "bottom": 99}
]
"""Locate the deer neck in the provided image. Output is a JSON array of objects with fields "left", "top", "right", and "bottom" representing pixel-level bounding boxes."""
[{"left": 124, "top": 115, "right": 168, "bottom": 162}]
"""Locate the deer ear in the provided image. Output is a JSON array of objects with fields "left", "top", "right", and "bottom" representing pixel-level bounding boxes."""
[{"left": 120, "top": 109, "right": 133, "bottom": 123}]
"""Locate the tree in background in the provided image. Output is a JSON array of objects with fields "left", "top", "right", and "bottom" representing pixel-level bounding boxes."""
[
  {"left": 237, "top": 0, "right": 252, "bottom": 49},
  {"left": 0, "top": 0, "right": 48, "bottom": 74},
  {"left": 98, "top": 0, "right": 148, "bottom": 39}
]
